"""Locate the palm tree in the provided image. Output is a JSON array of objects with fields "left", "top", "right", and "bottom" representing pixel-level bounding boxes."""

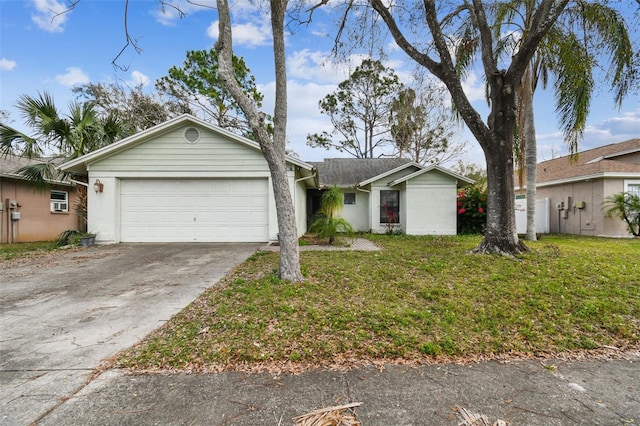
[
  {"left": 603, "top": 192, "right": 640, "bottom": 237},
  {"left": 310, "top": 185, "right": 354, "bottom": 245},
  {"left": 0, "top": 91, "right": 124, "bottom": 230},
  {"left": 0, "top": 91, "right": 123, "bottom": 188},
  {"left": 494, "top": 1, "right": 635, "bottom": 240}
]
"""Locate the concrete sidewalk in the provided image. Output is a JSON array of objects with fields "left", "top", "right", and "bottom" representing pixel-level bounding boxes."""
[{"left": 38, "top": 353, "right": 639, "bottom": 425}]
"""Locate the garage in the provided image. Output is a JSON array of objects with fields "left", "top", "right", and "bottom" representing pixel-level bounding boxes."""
[
  {"left": 59, "top": 115, "right": 317, "bottom": 244},
  {"left": 120, "top": 178, "right": 269, "bottom": 242}
]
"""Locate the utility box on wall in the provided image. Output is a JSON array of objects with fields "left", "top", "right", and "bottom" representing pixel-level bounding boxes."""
[{"left": 11, "top": 212, "right": 21, "bottom": 221}]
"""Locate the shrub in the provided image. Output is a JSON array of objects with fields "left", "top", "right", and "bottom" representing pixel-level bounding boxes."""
[
  {"left": 457, "top": 186, "right": 487, "bottom": 234},
  {"left": 603, "top": 191, "right": 640, "bottom": 236},
  {"left": 310, "top": 185, "right": 354, "bottom": 244}
]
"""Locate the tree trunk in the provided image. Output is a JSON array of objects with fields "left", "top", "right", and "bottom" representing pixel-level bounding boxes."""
[
  {"left": 523, "top": 84, "right": 538, "bottom": 241},
  {"left": 473, "top": 71, "right": 527, "bottom": 255},
  {"left": 266, "top": 153, "right": 303, "bottom": 282},
  {"left": 215, "top": 0, "right": 303, "bottom": 282},
  {"left": 474, "top": 140, "right": 527, "bottom": 255}
]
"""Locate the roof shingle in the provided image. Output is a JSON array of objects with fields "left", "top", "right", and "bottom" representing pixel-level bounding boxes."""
[
  {"left": 536, "top": 138, "right": 640, "bottom": 184},
  {"left": 309, "top": 158, "right": 414, "bottom": 187}
]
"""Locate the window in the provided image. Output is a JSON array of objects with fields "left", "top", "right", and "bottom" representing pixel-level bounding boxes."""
[
  {"left": 380, "top": 190, "right": 399, "bottom": 223},
  {"left": 344, "top": 193, "right": 356, "bottom": 205},
  {"left": 625, "top": 180, "right": 640, "bottom": 197},
  {"left": 50, "top": 190, "right": 68, "bottom": 213}
]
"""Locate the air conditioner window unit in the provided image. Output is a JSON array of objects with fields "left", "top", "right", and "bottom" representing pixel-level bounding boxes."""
[{"left": 51, "top": 202, "right": 68, "bottom": 212}]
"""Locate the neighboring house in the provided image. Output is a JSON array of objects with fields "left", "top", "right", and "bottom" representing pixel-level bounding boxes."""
[
  {"left": 309, "top": 158, "right": 474, "bottom": 235},
  {"left": 59, "top": 114, "right": 472, "bottom": 244},
  {"left": 0, "top": 155, "right": 80, "bottom": 243},
  {"left": 517, "top": 138, "right": 640, "bottom": 237},
  {"left": 60, "top": 114, "right": 317, "bottom": 244}
]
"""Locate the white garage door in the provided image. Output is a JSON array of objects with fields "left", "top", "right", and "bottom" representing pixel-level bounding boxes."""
[{"left": 120, "top": 179, "right": 269, "bottom": 242}]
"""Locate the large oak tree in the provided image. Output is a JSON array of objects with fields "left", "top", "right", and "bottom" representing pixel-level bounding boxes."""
[{"left": 361, "top": 0, "right": 573, "bottom": 255}]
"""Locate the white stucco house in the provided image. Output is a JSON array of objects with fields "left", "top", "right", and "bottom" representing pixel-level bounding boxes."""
[
  {"left": 309, "top": 158, "right": 474, "bottom": 235},
  {"left": 60, "top": 114, "right": 473, "bottom": 243},
  {"left": 60, "top": 114, "right": 317, "bottom": 243}
]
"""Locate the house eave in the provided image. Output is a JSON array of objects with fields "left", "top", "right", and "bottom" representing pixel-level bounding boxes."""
[
  {"left": 0, "top": 172, "right": 74, "bottom": 187},
  {"left": 586, "top": 147, "right": 640, "bottom": 164},
  {"left": 533, "top": 171, "right": 640, "bottom": 188},
  {"left": 357, "top": 161, "right": 423, "bottom": 186},
  {"left": 388, "top": 165, "right": 475, "bottom": 187}
]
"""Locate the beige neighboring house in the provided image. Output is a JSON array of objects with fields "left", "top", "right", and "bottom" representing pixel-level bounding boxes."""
[
  {"left": 0, "top": 155, "right": 80, "bottom": 243},
  {"left": 518, "top": 138, "right": 640, "bottom": 237}
]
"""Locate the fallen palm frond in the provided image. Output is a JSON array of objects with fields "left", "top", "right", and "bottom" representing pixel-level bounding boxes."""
[
  {"left": 456, "top": 406, "right": 508, "bottom": 426},
  {"left": 294, "top": 402, "right": 362, "bottom": 426}
]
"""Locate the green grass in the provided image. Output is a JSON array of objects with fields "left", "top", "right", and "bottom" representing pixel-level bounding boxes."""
[
  {"left": 115, "top": 235, "right": 640, "bottom": 371},
  {"left": 0, "top": 240, "right": 58, "bottom": 260}
]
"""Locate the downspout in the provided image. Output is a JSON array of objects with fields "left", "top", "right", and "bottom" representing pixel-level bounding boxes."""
[
  {"left": 69, "top": 179, "right": 89, "bottom": 188},
  {"left": 294, "top": 173, "right": 317, "bottom": 204},
  {"left": 294, "top": 172, "right": 317, "bottom": 235}
]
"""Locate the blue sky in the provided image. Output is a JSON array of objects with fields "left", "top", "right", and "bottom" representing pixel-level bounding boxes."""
[{"left": 1, "top": 0, "right": 638, "bottom": 166}]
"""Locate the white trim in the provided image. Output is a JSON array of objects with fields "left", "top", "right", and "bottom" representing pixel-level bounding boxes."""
[
  {"left": 50, "top": 190, "right": 69, "bottom": 213},
  {"left": 357, "top": 161, "right": 422, "bottom": 186},
  {"left": 536, "top": 171, "right": 640, "bottom": 188},
  {"left": 584, "top": 150, "right": 640, "bottom": 164},
  {"left": 388, "top": 165, "right": 475, "bottom": 186},
  {"left": 625, "top": 179, "right": 640, "bottom": 196},
  {"left": 83, "top": 171, "right": 274, "bottom": 179}
]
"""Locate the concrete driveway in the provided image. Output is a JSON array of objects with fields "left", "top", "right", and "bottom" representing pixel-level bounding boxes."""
[{"left": 0, "top": 243, "right": 261, "bottom": 426}]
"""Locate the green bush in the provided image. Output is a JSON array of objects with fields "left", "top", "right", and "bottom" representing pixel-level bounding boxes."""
[
  {"left": 457, "top": 186, "right": 487, "bottom": 234},
  {"left": 603, "top": 191, "right": 640, "bottom": 236},
  {"left": 310, "top": 185, "right": 354, "bottom": 244}
]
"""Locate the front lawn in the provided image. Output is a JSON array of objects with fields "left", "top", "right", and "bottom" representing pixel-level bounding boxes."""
[
  {"left": 115, "top": 235, "right": 640, "bottom": 372},
  {"left": 0, "top": 241, "right": 58, "bottom": 261}
]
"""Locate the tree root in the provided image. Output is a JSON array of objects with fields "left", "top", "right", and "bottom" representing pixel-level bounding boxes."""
[{"left": 471, "top": 238, "right": 529, "bottom": 257}]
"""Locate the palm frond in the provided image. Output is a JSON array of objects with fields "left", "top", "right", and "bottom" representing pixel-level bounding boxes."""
[
  {"left": 551, "top": 31, "right": 593, "bottom": 156},
  {"left": 14, "top": 161, "right": 64, "bottom": 192},
  {"left": 0, "top": 123, "right": 43, "bottom": 158}
]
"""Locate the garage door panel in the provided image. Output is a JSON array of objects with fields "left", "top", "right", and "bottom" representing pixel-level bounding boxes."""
[{"left": 120, "top": 179, "right": 268, "bottom": 242}]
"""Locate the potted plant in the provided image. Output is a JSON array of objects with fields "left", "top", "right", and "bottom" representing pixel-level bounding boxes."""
[{"left": 56, "top": 230, "right": 97, "bottom": 247}]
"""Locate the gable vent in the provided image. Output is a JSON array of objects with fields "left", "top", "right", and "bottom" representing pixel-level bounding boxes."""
[{"left": 184, "top": 127, "right": 200, "bottom": 144}]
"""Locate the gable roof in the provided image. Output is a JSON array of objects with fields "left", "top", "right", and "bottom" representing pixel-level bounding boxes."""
[
  {"left": 309, "top": 158, "right": 415, "bottom": 187},
  {"left": 388, "top": 165, "right": 475, "bottom": 186},
  {"left": 59, "top": 114, "right": 314, "bottom": 174},
  {"left": 536, "top": 138, "right": 640, "bottom": 186}
]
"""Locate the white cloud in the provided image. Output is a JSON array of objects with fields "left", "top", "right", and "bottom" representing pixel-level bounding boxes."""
[
  {"left": 535, "top": 108, "right": 640, "bottom": 159},
  {"left": 206, "top": 19, "right": 272, "bottom": 48},
  {"left": 598, "top": 109, "right": 640, "bottom": 137},
  {"left": 461, "top": 71, "right": 486, "bottom": 103},
  {"left": 152, "top": 0, "right": 216, "bottom": 26},
  {"left": 1, "top": 58, "right": 17, "bottom": 71},
  {"left": 153, "top": 0, "right": 259, "bottom": 26},
  {"left": 31, "top": 0, "right": 69, "bottom": 33},
  {"left": 126, "top": 70, "right": 150, "bottom": 87},
  {"left": 54, "top": 67, "right": 90, "bottom": 86}
]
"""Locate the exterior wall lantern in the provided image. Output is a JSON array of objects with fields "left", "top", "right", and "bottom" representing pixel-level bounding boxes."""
[{"left": 93, "top": 179, "right": 104, "bottom": 193}]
